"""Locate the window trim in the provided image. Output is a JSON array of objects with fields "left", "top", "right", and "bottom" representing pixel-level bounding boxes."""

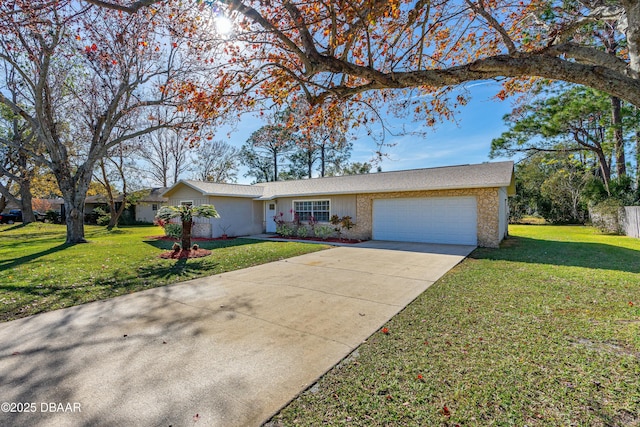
[
  {"left": 292, "top": 199, "right": 331, "bottom": 223},
  {"left": 179, "top": 200, "right": 193, "bottom": 207}
]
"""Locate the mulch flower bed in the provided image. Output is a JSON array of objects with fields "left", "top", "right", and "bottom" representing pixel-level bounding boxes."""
[
  {"left": 149, "top": 236, "right": 234, "bottom": 259},
  {"left": 159, "top": 248, "right": 212, "bottom": 259},
  {"left": 269, "top": 235, "right": 364, "bottom": 244}
]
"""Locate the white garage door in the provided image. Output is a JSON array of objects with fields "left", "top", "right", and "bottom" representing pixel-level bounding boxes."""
[{"left": 373, "top": 197, "right": 477, "bottom": 245}]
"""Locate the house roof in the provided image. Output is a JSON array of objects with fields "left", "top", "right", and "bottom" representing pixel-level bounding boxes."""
[
  {"left": 85, "top": 194, "right": 109, "bottom": 204},
  {"left": 133, "top": 187, "right": 169, "bottom": 203},
  {"left": 85, "top": 188, "right": 169, "bottom": 204},
  {"left": 163, "top": 180, "right": 265, "bottom": 198},
  {"left": 147, "top": 187, "right": 169, "bottom": 202},
  {"left": 162, "top": 161, "right": 515, "bottom": 200},
  {"left": 257, "top": 161, "right": 515, "bottom": 199},
  {"left": 40, "top": 198, "right": 65, "bottom": 206}
]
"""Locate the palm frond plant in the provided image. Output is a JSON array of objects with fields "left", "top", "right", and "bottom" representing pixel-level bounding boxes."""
[{"left": 156, "top": 204, "right": 220, "bottom": 250}]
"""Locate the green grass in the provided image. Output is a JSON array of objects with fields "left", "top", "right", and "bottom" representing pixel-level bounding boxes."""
[
  {"left": 0, "top": 223, "right": 329, "bottom": 322},
  {"left": 269, "top": 225, "right": 640, "bottom": 426}
]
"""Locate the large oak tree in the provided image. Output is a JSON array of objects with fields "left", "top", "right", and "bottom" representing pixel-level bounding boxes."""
[
  {"left": 85, "top": 1, "right": 640, "bottom": 123},
  {"left": 223, "top": 0, "right": 640, "bottom": 108},
  {"left": 0, "top": 1, "right": 216, "bottom": 243}
]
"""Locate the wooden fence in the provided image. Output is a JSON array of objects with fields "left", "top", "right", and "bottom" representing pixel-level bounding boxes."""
[{"left": 623, "top": 206, "right": 640, "bottom": 238}]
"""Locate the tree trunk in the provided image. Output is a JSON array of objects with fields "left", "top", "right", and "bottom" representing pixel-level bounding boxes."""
[
  {"left": 172, "top": 156, "right": 180, "bottom": 185},
  {"left": 181, "top": 219, "right": 192, "bottom": 250},
  {"left": 15, "top": 149, "right": 36, "bottom": 223},
  {"left": 636, "top": 107, "right": 640, "bottom": 187},
  {"left": 0, "top": 195, "right": 6, "bottom": 212},
  {"left": 107, "top": 200, "right": 127, "bottom": 230},
  {"left": 63, "top": 196, "right": 87, "bottom": 244},
  {"left": 307, "top": 151, "right": 313, "bottom": 178},
  {"left": 273, "top": 151, "right": 278, "bottom": 181},
  {"left": 595, "top": 149, "right": 612, "bottom": 194},
  {"left": 320, "top": 145, "right": 326, "bottom": 177},
  {"left": 100, "top": 160, "right": 119, "bottom": 229},
  {"left": 624, "top": 0, "right": 640, "bottom": 79},
  {"left": 19, "top": 178, "right": 35, "bottom": 223},
  {"left": 610, "top": 96, "right": 627, "bottom": 176},
  {"left": 58, "top": 171, "right": 92, "bottom": 244}
]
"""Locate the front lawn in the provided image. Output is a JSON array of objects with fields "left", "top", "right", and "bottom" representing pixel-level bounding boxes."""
[
  {"left": 269, "top": 225, "right": 640, "bottom": 426},
  {"left": 0, "top": 223, "right": 329, "bottom": 322}
]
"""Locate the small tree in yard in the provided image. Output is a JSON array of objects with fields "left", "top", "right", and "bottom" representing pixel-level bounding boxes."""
[{"left": 155, "top": 205, "right": 219, "bottom": 251}]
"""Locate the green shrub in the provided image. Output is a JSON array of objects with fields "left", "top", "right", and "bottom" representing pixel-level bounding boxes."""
[
  {"left": 276, "top": 223, "right": 295, "bottom": 237},
  {"left": 296, "top": 226, "right": 308, "bottom": 238},
  {"left": 44, "top": 210, "right": 60, "bottom": 223},
  {"left": 96, "top": 215, "right": 111, "bottom": 226},
  {"left": 314, "top": 225, "right": 334, "bottom": 239},
  {"left": 164, "top": 223, "right": 182, "bottom": 239},
  {"left": 93, "top": 207, "right": 112, "bottom": 227},
  {"left": 330, "top": 215, "right": 354, "bottom": 237}
]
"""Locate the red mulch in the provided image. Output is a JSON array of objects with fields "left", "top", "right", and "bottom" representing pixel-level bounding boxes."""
[
  {"left": 269, "top": 235, "right": 363, "bottom": 244},
  {"left": 159, "top": 248, "right": 212, "bottom": 259}
]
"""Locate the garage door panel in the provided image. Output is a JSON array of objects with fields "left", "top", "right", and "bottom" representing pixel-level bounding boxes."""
[{"left": 373, "top": 197, "right": 477, "bottom": 245}]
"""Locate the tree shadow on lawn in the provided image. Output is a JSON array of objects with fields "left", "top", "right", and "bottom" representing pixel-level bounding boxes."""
[
  {"left": 0, "top": 243, "right": 71, "bottom": 271},
  {"left": 0, "top": 224, "right": 65, "bottom": 243},
  {"left": 134, "top": 258, "right": 221, "bottom": 282},
  {"left": 0, "top": 223, "right": 30, "bottom": 233},
  {"left": 135, "top": 238, "right": 283, "bottom": 284},
  {"left": 142, "top": 236, "right": 263, "bottom": 252},
  {"left": 472, "top": 236, "right": 640, "bottom": 273}
]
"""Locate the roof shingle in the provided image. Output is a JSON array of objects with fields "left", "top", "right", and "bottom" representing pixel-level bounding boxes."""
[
  {"left": 162, "top": 161, "right": 515, "bottom": 200},
  {"left": 257, "top": 161, "right": 515, "bottom": 199}
]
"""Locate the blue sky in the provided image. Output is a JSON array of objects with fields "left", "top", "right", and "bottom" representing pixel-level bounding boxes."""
[{"left": 223, "top": 80, "right": 517, "bottom": 184}]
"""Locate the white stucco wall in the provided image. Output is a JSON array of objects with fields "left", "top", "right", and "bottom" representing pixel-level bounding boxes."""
[
  {"left": 136, "top": 203, "right": 160, "bottom": 223},
  {"left": 167, "top": 190, "right": 263, "bottom": 238}
]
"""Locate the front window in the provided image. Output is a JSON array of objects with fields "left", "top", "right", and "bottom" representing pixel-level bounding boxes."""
[
  {"left": 152, "top": 204, "right": 158, "bottom": 211},
  {"left": 180, "top": 200, "right": 193, "bottom": 207},
  {"left": 294, "top": 200, "right": 330, "bottom": 222}
]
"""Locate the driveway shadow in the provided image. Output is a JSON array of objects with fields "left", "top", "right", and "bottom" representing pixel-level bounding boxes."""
[
  {"left": 134, "top": 258, "right": 222, "bottom": 281},
  {"left": 0, "top": 289, "right": 255, "bottom": 426},
  {"left": 471, "top": 236, "right": 640, "bottom": 274}
]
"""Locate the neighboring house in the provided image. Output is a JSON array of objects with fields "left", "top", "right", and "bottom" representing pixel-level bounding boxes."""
[
  {"left": 132, "top": 187, "right": 168, "bottom": 223},
  {"left": 36, "top": 198, "right": 65, "bottom": 219},
  {"left": 1, "top": 200, "right": 21, "bottom": 213},
  {"left": 84, "top": 194, "right": 109, "bottom": 214},
  {"left": 84, "top": 188, "right": 168, "bottom": 223},
  {"left": 162, "top": 161, "right": 515, "bottom": 247}
]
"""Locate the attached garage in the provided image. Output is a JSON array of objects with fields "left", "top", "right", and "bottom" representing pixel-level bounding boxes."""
[{"left": 372, "top": 196, "right": 478, "bottom": 245}]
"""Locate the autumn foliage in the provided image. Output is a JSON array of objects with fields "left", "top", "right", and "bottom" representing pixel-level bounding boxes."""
[
  {"left": 60, "top": 1, "right": 640, "bottom": 129},
  {"left": 3, "top": 0, "right": 640, "bottom": 242}
]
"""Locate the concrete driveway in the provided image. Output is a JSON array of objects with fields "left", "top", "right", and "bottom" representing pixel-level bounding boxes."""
[{"left": 0, "top": 241, "right": 474, "bottom": 427}]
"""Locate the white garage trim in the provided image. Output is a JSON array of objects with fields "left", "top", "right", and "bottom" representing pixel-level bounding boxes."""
[{"left": 373, "top": 197, "right": 477, "bottom": 245}]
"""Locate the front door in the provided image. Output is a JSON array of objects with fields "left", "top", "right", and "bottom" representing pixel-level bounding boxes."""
[{"left": 266, "top": 202, "right": 277, "bottom": 233}]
